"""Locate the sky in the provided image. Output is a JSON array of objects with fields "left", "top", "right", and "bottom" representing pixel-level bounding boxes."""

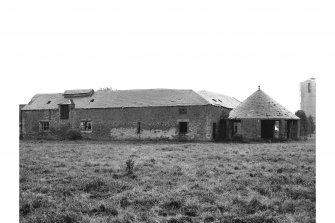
[{"left": 1, "top": 1, "right": 334, "bottom": 112}]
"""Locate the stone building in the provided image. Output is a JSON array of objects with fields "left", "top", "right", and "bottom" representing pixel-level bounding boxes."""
[
  {"left": 227, "top": 87, "right": 300, "bottom": 141},
  {"left": 300, "top": 77, "right": 316, "bottom": 121},
  {"left": 19, "top": 104, "right": 26, "bottom": 138},
  {"left": 21, "top": 89, "right": 240, "bottom": 141}
]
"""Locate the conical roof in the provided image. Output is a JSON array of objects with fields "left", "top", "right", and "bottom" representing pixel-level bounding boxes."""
[{"left": 228, "top": 88, "right": 299, "bottom": 120}]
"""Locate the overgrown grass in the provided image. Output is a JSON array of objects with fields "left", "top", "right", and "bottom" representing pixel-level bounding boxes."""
[{"left": 20, "top": 139, "right": 315, "bottom": 222}]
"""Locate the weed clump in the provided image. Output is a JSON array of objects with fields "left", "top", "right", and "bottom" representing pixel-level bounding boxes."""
[
  {"left": 82, "top": 178, "right": 108, "bottom": 193},
  {"left": 125, "top": 158, "right": 135, "bottom": 175}
]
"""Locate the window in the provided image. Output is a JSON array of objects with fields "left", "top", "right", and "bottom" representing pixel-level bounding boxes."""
[
  {"left": 233, "top": 121, "right": 241, "bottom": 136},
  {"left": 179, "top": 108, "right": 187, "bottom": 115},
  {"left": 46, "top": 101, "right": 51, "bottom": 104},
  {"left": 90, "top": 99, "right": 95, "bottom": 102},
  {"left": 137, "top": 122, "right": 141, "bottom": 134},
  {"left": 179, "top": 122, "right": 188, "bottom": 134},
  {"left": 60, "top": 105, "right": 69, "bottom": 119},
  {"left": 308, "top": 83, "right": 311, "bottom": 93},
  {"left": 80, "top": 120, "right": 92, "bottom": 131},
  {"left": 39, "top": 121, "right": 50, "bottom": 132}
]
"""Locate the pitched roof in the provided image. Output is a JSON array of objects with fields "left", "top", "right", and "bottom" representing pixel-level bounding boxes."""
[
  {"left": 22, "top": 89, "right": 205, "bottom": 110},
  {"left": 228, "top": 89, "right": 299, "bottom": 120},
  {"left": 22, "top": 89, "right": 239, "bottom": 110},
  {"left": 197, "top": 90, "right": 240, "bottom": 109}
]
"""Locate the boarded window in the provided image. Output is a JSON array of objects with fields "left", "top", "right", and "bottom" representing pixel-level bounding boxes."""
[
  {"left": 39, "top": 121, "right": 50, "bottom": 132},
  {"left": 179, "top": 108, "right": 187, "bottom": 115},
  {"left": 137, "top": 122, "right": 141, "bottom": 134},
  {"left": 60, "top": 105, "right": 69, "bottom": 119},
  {"left": 80, "top": 120, "right": 92, "bottom": 131},
  {"left": 179, "top": 122, "right": 188, "bottom": 134}
]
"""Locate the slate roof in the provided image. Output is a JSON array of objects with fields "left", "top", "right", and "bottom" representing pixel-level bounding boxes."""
[
  {"left": 228, "top": 89, "right": 299, "bottom": 120},
  {"left": 197, "top": 90, "right": 240, "bottom": 109},
  {"left": 22, "top": 89, "right": 237, "bottom": 110}
]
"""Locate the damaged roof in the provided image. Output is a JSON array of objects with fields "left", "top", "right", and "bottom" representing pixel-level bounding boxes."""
[
  {"left": 228, "top": 88, "right": 299, "bottom": 120},
  {"left": 22, "top": 89, "right": 238, "bottom": 110},
  {"left": 197, "top": 90, "right": 240, "bottom": 109}
]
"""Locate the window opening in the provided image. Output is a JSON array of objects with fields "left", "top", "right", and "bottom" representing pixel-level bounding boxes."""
[
  {"left": 39, "top": 121, "right": 50, "bottom": 132},
  {"left": 233, "top": 121, "right": 241, "bottom": 136},
  {"left": 80, "top": 120, "right": 92, "bottom": 131},
  {"left": 179, "top": 122, "right": 188, "bottom": 134},
  {"left": 212, "top": 99, "right": 217, "bottom": 102},
  {"left": 46, "top": 101, "right": 51, "bottom": 104},
  {"left": 90, "top": 99, "right": 95, "bottom": 102},
  {"left": 137, "top": 122, "right": 141, "bottom": 134},
  {"left": 179, "top": 108, "right": 187, "bottom": 115},
  {"left": 308, "top": 83, "right": 311, "bottom": 93}
]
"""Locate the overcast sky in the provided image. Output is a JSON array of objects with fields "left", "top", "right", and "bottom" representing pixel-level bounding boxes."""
[{"left": 1, "top": 1, "right": 334, "bottom": 112}]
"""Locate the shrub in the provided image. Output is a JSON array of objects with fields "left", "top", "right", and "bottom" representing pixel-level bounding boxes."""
[
  {"left": 66, "top": 130, "right": 82, "bottom": 140},
  {"left": 295, "top": 110, "right": 310, "bottom": 137},
  {"left": 308, "top": 115, "right": 315, "bottom": 135}
]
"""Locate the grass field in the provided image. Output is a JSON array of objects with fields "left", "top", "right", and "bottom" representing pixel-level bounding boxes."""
[{"left": 19, "top": 139, "right": 315, "bottom": 223}]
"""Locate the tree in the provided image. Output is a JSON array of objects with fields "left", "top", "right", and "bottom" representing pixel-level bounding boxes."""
[
  {"left": 308, "top": 115, "right": 315, "bottom": 135},
  {"left": 295, "top": 110, "right": 310, "bottom": 137},
  {"left": 97, "top": 87, "right": 113, "bottom": 91}
]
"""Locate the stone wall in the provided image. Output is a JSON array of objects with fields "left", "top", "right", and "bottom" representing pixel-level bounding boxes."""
[
  {"left": 241, "top": 119, "right": 261, "bottom": 141},
  {"left": 22, "top": 105, "right": 230, "bottom": 141},
  {"left": 226, "top": 118, "right": 300, "bottom": 141}
]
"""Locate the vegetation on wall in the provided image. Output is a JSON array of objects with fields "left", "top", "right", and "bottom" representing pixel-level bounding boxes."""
[
  {"left": 308, "top": 115, "right": 315, "bottom": 135},
  {"left": 295, "top": 110, "right": 310, "bottom": 137}
]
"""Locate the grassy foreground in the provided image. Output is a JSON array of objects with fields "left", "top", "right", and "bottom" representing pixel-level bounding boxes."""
[{"left": 19, "top": 139, "right": 315, "bottom": 223}]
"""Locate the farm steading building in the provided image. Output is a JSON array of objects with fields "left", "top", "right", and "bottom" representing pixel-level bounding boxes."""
[{"left": 20, "top": 88, "right": 300, "bottom": 141}]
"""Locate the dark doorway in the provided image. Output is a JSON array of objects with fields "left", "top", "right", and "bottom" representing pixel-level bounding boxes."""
[
  {"left": 179, "top": 122, "right": 188, "bottom": 134},
  {"left": 218, "top": 119, "right": 226, "bottom": 140},
  {"left": 212, "top": 123, "right": 216, "bottom": 140},
  {"left": 261, "top": 120, "right": 275, "bottom": 139}
]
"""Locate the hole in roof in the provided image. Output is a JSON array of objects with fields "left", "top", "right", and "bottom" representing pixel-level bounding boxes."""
[
  {"left": 46, "top": 101, "right": 51, "bottom": 104},
  {"left": 212, "top": 99, "right": 217, "bottom": 102},
  {"left": 90, "top": 99, "right": 95, "bottom": 102}
]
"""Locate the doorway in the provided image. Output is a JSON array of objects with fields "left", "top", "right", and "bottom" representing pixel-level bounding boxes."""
[{"left": 261, "top": 120, "right": 275, "bottom": 139}]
